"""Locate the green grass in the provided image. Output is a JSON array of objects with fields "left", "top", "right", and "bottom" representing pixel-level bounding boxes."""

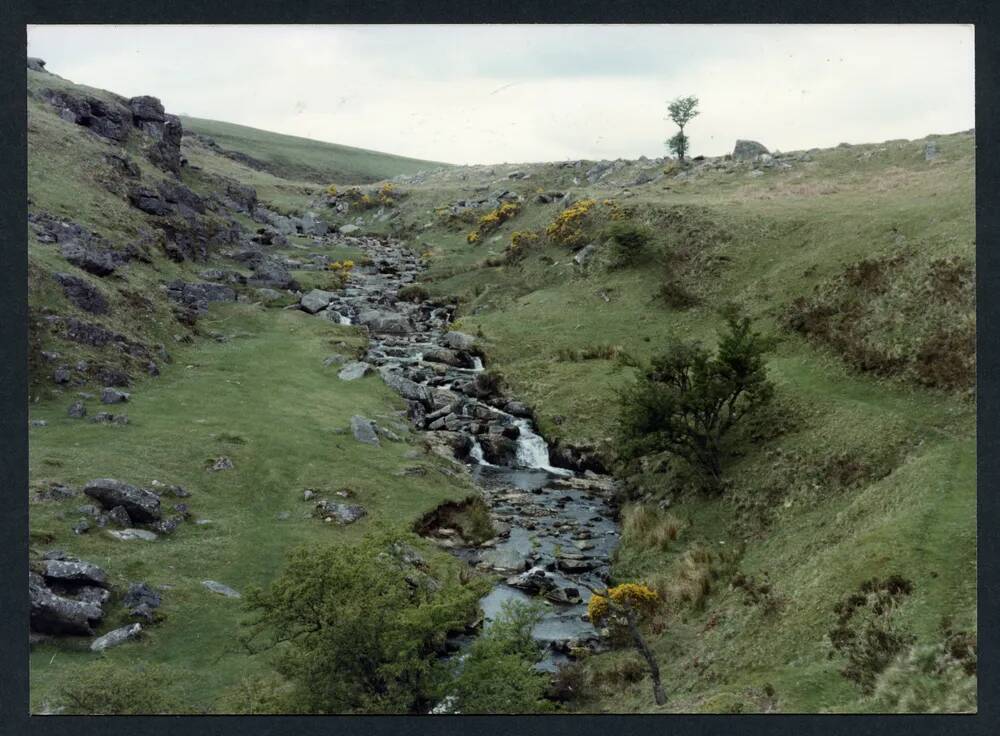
[
  {"left": 180, "top": 116, "right": 449, "bottom": 185},
  {"left": 28, "top": 304, "right": 477, "bottom": 713},
  {"left": 370, "top": 129, "right": 976, "bottom": 713}
]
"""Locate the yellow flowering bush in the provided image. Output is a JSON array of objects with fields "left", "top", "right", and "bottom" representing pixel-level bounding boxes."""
[
  {"left": 603, "top": 199, "right": 627, "bottom": 221},
  {"left": 588, "top": 583, "right": 660, "bottom": 626},
  {"left": 467, "top": 230, "right": 481, "bottom": 244},
  {"left": 326, "top": 184, "right": 338, "bottom": 196},
  {"left": 378, "top": 182, "right": 397, "bottom": 206},
  {"left": 547, "top": 199, "right": 596, "bottom": 246}
]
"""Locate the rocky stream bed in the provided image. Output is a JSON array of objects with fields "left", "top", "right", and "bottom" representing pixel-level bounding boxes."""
[{"left": 309, "top": 234, "right": 622, "bottom": 673}]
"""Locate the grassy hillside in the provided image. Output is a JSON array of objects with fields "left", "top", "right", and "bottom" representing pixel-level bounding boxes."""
[
  {"left": 330, "top": 131, "right": 977, "bottom": 713},
  {"left": 26, "top": 68, "right": 479, "bottom": 713},
  {"left": 26, "top": 60, "right": 976, "bottom": 714},
  {"left": 180, "top": 116, "right": 448, "bottom": 185}
]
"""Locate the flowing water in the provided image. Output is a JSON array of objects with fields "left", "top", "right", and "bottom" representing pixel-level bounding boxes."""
[{"left": 303, "top": 234, "right": 620, "bottom": 674}]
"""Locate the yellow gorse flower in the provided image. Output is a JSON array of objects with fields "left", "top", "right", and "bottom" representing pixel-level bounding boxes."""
[{"left": 587, "top": 582, "right": 660, "bottom": 625}]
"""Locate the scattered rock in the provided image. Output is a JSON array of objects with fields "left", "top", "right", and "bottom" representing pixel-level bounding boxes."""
[
  {"left": 41, "top": 559, "right": 108, "bottom": 588},
  {"left": 90, "top": 623, "right": 142, "bottom": 652},
  {"left": 29, "top": 573, "right": 104, "bottom": 635},
  {"left": 315, "top": 500, "right": 368, "bottom": 525},
  {"left": 67, "top": 400, "right": 87, "bottom": 418},
  {"left": 338, "top": 361, "right": 371, "bottom": 381},
  {"left": 350, "top": 416, "right": 380, "bottom": 446},
  {"left": 202, "top": 580, "right": 241, "bottom": 598},
  {"left": 210, "top": 456, "right": 234, "bottom": 471},
  {"left": 107, "top": 528, "right": 158, "bottom": 541},
  {"left": 123, "top": 582, "right": 162, "bottom": 610},
  {"left": 300, "top": 289, "right": 337, "bottom": 314},
  {"left": 59, "top": 241, "right": 117, "bottom": 277},
  {"left": 924, "top": 141, "right": 939, "bottom": 161},
  {"left": 339, "top": 224, "right": 360, "bottom": 235},
  {"left": 323, "top": 353, "right": 348, "bottom": 367},
  {"left": 573, "top": 243, "right": 596, "bottom": 266},
  {"left": 53, "top": 273, "right": 110, "bottom": 314},
  {"left": 100, "top": 388, "right": 130, "bottom": 404},
  {"left": 84, "top": 478, "right": 161, "bottom": 522}
]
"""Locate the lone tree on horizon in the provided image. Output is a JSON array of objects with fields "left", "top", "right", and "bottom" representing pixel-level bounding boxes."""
[{"left": 666, "top": 95, "right": 700, "bottom": 163}]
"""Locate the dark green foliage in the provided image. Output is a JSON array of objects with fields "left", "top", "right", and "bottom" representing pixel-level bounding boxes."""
[
  {"left": 59, "top": 661, "right": 188, "bottom": 715},
  {"left": 448, "top": 602, "right": 553, "bottom": 713},
  {"left": 616, "top": 312, "right": 776, "bottom": 490},
  {"left": 828, "top": 575, "right": 915, "bottom": 694},
  {"left": 783, "top": 253, "right": 975, "bottom": 392},
  {"left": 397, "top": 284, "right": 431, "bottom": 302},
  {"left": 658, "top": 278, "right": 699, "bottom": 309},
  {"left": 241, "top": 531, "right": 481, "bottom": 713},
  {"left": 667, "top": 131, "right": 690, "bottom": 162},
  {"left": 604, "top": 221, "right": 653, "bottom": 268}
]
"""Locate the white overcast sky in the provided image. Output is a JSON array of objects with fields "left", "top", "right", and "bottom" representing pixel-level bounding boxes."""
[{"left": 26, "top": 24, "right": 974, "bottom": 165}]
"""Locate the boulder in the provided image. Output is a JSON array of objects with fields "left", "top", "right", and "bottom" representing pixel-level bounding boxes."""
[
  {"left": 357, "top": 309, "right": 411, "bottom": 334},
  {"left": 29, "top": 573, "right": 104, "bottom": 635},
  {"left": 67, "top": 400, "right": 87, "bottom": 418},
  {"left": 300, "top": 289, "right": 337, "bottom": 314},
  {"left": 350, "top": 416, "right": 380, "bottom": 446},
  {"left": 127, "top": 186, "right": 173, "bottom": 216},
  {"left": 421, "top": 347, "right": 464, "bottom": 367},
  {"left": 202, "top": 580, "right": 240, "bottom": 598},
  {"left": 42, "top": 89, "right": 130, "bottom": 142},
  {"left": 59, "top": 241, "right": 116, "bottom": 277},
  {"left": 732, "top": 140, "right": 770, "bottom": 161},
  {"left": 573, "top": 243, "right": 596, "bottom": 266},
  {"left": 83, "top": 478, "right": 161, "bottom": 522},
  {"left": 41, "top": 559, "right": 108, "bottom": 588},
  {"left": 249, "top": 260, "right": 299, "bottom": 290},
  {"left": 106, "top": 528, "right": 158, "bottom": 541},
  {"left": 123, "top": 582, "right": 162, "bottom": 610},
  {"left": 924, "top": 141, "right": 939, "bottom": 161},
  {"left": 314, "top": 500, "right": 368, "bottom": 525},
  {"left": 338, "top": 361, "right": 371, "bottom": 381},
  {"left": 128, "top": 95, "right": 166, "bottom": 123},
  {"left": 442, "top": 331, "right": 477, "bottom": 351},
  {"left": 107, "top": 505, "right": 133, "bottom": 528},
  {"left": 27, "top": 57, "right": 47, "bottom": 72},
  {"left": 91, "top": 623, "right": 142, "bottom": 652},
  {"left": 53, "top": 273, "right": 109, "bottom": 314},
  {"left": 378, "top": 366, "right": 431, "bottom": 403},
  {"left": 479, "top": 435, "right": 519, "bottom": 465},
  {"left": 210, "top": 456, "right": 234, "bottom": 471},
  {"left": 323, "top": 353, "right": 348, "bottom": 367},
  {"left": 339, "top": 224, "right": 361, "bottom": 234},
  {"left": 101, "top": 387, "right": 130, "bottom": 404}
]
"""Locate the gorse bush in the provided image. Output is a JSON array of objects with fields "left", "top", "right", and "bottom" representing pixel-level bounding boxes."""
[
  {"left": 616, "top": 310, "right": 776, "bottom": 491},
  {"left": 240, "top": 531, "right": 481, "bottom": 713},
  {"left": 448, "top": 601, "right": 553, "bottom": 713},
  {"left": 467, "top": 202, "right": 521, "bottom": 244},
  {"left": 547, "top": 199, "right": 596, "bottom": 247},
  {"left": 604, "top": 220, "right": 654, "bottom": 269},
  {"left": 589, "top": 583, "right": 666, "bottom": 705}
]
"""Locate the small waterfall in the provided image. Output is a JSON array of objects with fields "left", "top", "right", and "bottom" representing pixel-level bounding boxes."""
[
  {"left": 471, "top": 356, "right": 484, "bottom": 372},
  {"left": 469, "top": 438, "right": 495, "bottom": 466},
  {"left": 339, "top": 315, "right": 352, "bottom": 325},
  {"left": 513, "top": 419, "right": 571, "bottom": 475}
]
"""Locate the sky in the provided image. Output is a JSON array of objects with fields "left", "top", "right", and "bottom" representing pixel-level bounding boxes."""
[{"left": 26, "top": 24, "right": 975, "bottom": 165}]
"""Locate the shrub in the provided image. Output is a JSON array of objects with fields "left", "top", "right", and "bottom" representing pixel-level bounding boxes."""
[
  {"left": 546, "top": 199, "right": 596, "bottom": 247},
  {"left": 325, "top": 184, "right": 338, "bottom": 197},
  {"left": 217, "top": 673, "right": 297, "bottom": 714},
  {"left": 588, "top": 583, "right": 666, "bottom": 705},
  {"left": 658, "top": 278, "right": 699, "bottom": 309},
  {"left": 782, "top": 253, "right": 975, "bottom": 392},
  {"left": 59, "top": 661, "right": 188, "bottom": 715},
  {"left": 828, "top": 575, "right": 915, "bottom": 694},
  {"left": 616, "top": 311, "right": 776, "bottom": 491},
  {"left": 448, "top": 601, "right": 552, "bottom": 713},
  {"left": 605, "top": 221, "right": 653, "bottom": 268},
  {"left": 241, "top": 531, "right": 482, "bottom": 713},
  {"left": 467, "top": 202, "right": 521, "bottom": 245},
  {"left": 397, "top": 284, "right": 430, "bottom": 303},
  {"left": 870, "top": 642, "right": 976, "bottom": 713}
]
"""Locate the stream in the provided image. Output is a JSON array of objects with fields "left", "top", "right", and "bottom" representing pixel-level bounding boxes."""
[{"left": 305, "top": 234, "right": 620, "bottom": 673}]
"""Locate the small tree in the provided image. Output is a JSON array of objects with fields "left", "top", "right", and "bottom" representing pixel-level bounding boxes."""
[
  {"left": 588, "top": 583, "right": 666, "bottom": 705},
  {"left": 616, "top": 310, "right": 775, "bottom": 491},
  {"left": 666, "top": 95, "right": 700, "bottom": 163},
  {"left": 241, "top": 531, "right": 481, "bottom": 713}
]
